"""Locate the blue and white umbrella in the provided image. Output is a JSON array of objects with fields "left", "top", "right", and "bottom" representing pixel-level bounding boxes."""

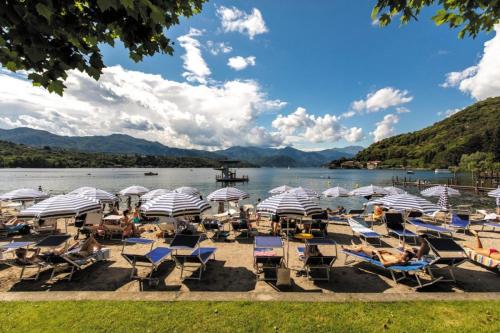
[
  {"left": 207, "top": 187, "right": 249, "bottom": 202},
  {"left": 119, "top": 185, "right": 150, "bottom": 196},
  {"left": 322, "top": 186, "right": 349, "bottom": 198},
  {"left": 69, "top": 187, "right": 117, "bottom": 204},
  {"left": 437, "top": 186, "right": 451, "bottom": 211},
  {"left": 349, "top": 185, "right": 389, "bottom": 198},
  {"left": 257, "top": 193, "right": 322, "bottom": 217},
  {"left": 174, "top": 186, "right": 200, "bottom": 197},
  {"left": 421, "top": 185, "right": 460, "bottom": 197},
  {"left": 141, "top": 192, "right": 210, "bottom": 217},
  {"left": 0, "top": 188, "right": 49, "bottom": 202},
  {"left": 383, "top": 186, "right": 406, "bottom": 195},
  {"left": 488, "top": 187, "right": 500, "bottom": 207},
  {"left": 368, "top": 194, "right": 440, "bottom": 216},
  {"left": 269, "top": 185, "right": 293, "bottom": 194},
  {"left": 18, "top": 194, "right": 101, "bottom": 219},
  {"left": 285, "top": 186, "right": 319, "bottom": 198},
  {"left": 141, "top": 189, "right": 172, "bottom": 202}
]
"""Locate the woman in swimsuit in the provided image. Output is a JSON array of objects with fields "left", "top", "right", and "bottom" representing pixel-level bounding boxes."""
[{"left": 464, "top": 230, "right": 500, "bottom": 260}]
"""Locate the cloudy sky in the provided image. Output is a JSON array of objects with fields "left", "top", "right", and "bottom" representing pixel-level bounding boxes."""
[{"left": 1, "top": 1, "right": 499, "bottom": 151}]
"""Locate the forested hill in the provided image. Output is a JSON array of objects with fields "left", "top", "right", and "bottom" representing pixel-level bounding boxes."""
[
  {"left": 355, "top": 97, "right": 500, "bottom": 168},
  {"left": 0, "top": 141, "right": 254, "bottom": 168}
]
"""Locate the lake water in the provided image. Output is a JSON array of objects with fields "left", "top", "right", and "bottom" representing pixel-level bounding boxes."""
[{"left": 0, "top": 168, "right": 494, "bottom": 209}]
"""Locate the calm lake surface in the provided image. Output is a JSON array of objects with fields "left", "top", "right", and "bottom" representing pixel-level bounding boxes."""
[{"left": 0, "top": 168, "right": 494, "bottom": 209}]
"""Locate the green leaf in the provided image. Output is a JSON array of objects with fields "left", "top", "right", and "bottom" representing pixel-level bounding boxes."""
[
  {"left": 35, "top": 3, "right": 53, "bottom": 22},
  {"left": 120, "top": 0, "right": 134, "bottom": 10}
]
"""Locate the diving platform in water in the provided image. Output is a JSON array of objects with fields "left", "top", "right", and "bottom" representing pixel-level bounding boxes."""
[{"left": 215, "top": 160, "right": 249, "bottom": 183}]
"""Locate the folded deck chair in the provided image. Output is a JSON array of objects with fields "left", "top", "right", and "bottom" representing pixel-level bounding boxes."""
[
  {"left": 383, "top": 212, "right": 418, "bottom": 244},
  {"left": 296, "top": 238, "right": 337, "bottom": 281},
  {"left": 170, "top": 234, "right": 217, "bottom": 280},
  {"left": 449, "top": 214, "right": 470, "bottom": 234},
  {"left": 424, "top": 237, "right": 467, "bottom": 282},
  {"left": 409, "top": 219, "right": 454, "bottom": 238},
  {"left": 342, "top": 249, "right": 442, "bottom": 289},
  {"left": 348, "top": 217, "right": 382, "bottom": 245},
  {"left": 254, "top": 236, "right": 284, "bottom": 281}
]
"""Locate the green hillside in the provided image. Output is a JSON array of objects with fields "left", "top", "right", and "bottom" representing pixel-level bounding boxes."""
[
  {"left": 0, "top": 141, "right": 254, "bottom": 168},
  {"left": 355, "top": 97, "right": 500, "bottom": 168}
]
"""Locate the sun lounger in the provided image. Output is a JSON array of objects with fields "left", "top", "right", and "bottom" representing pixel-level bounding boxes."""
[
  {"left": 342, "top": 249, "right": 442, "bottom": 289},
  {"left": 170, "top": 234, "right": 217, "bottom": 280},
  {"left": 464, "top": 247, "right": 499, "bottom": 272},
  {"left": 202, "top": 219, "right": 228, "bottom": 239},
  {"left": 49, "top": 246, "right": 110, "bottom": 281},
  {"left": 231, "top": 219, "right": 250, "bottom": 238},
  {"left": 481, "top": 221, "right": 500, "bottom": 232},
  {"left": 296, "top": 238, "right": 337, "bottom": 280},
  {"left": 254, "top": 236, "right": 284, "bottom": 281},
  {"left": 348, "top": 217, "right": 382, "bottom": 245},
  {"left": 423, "top": 237, "right": 467, "bottom": 282},
  {"left": 409, "top": 219, "right": 454, "bottom": 237},
  {"left": 449, "top": 214, "right": 470, "bottom": 234},
  {"left": 383, "top": 212, "right": 418, "bottom": 244}
]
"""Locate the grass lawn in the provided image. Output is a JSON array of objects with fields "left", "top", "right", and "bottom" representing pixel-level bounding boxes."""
[{"left": 0, "top": 300, "right": 498, "bottom": 332}]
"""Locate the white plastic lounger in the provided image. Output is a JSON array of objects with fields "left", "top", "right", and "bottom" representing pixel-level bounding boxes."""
[{"left": 348, "top": 217, "right": 382, "bottom": 245}]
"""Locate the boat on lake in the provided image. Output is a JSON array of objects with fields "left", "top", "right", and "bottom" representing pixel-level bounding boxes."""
[
  {"left": 434, "top": 169, "right": 451, "bottom": 174},
  {"left": 144, "top": 172, "right": 158, "bottom": 176}
]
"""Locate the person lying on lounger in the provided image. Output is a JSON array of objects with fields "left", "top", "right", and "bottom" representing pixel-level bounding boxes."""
[
  {"left": 14, "top": 247, "right": 43, "bottom": 265},
  {"left": 464, "top": 230, "right": 500, "bottom": 260}
]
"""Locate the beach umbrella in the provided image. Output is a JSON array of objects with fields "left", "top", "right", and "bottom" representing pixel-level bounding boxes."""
[
  {"left": 119, "top": 185, "right": 149, "bottom": 196},
  {"left": 285, "top": 186, "right": 319, "bottom": 198},
  {"left": 18, "top": 194, "right": 101, "bottom": 219},
  {"left": 141, "top": 189, "right": 172, "bottom": 202},
  {"left": 0, "top": 188, "right": 49, "bottom": 202},
  {"left": 141, "top": 192, "right": 210, "bottom": 217},
  {"left": 421, "top": 185, "right": 460, "bottom": 197},
  {"left": 69, "top": 187, "right": 117, "bottom": 204},
  {"left": 207, "top": 187, "right": 249, "bottom": 202},
  {"left": 269, "top": 185, "right": 293, "bottom": 194},
  {"left": 488, "top": 187, "right": 500, "bottom": 208},
  {"left": 173, "top": 186, "right": 200, "bottom": 197},
  {"left": 349, "top": 185, "right": 389, "bottom": 198},
  {"left": 368, "top": 194, "right": 440, "bottom": 216},
  {"left": 257, "top": 193, "right": 322, "bottom": 217},
  {"left": 437, "top": 186, "right": 450, "bottom": 211},
  {"left": 322, "top": 186, "right": 349, "bottom": 198},
  {"left": 383, "top": 186, "right": 406, "bottom": 195}
]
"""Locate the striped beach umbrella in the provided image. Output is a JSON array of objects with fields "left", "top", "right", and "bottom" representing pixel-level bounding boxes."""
[
  {"left": 257, "top": 193, "right": 322, "bottom": 217},
  {"left": 18, "top": 194, "right": 101, "bottom": 219},
  {"left": 421, "top": 185, "right": 460, "bottom": 197},
  {"left": 207, "top": 187, "right": 249, "bottom": 202},
  {"left": 141, "top": 192, "right": 210, "bottom": 217},
  {"left": 0, "top": 188, "right": 49, "bottom": 202},
  {"left": 119, "top": 185, "right": 149, "bottom": 196},
  {"left": 141, "top": 189, "right": 172, "bottom": 202},
  {"left": 488, "top": 187, "right": 500, "bottom": 207},
  {"left": 69, "top": 187, "right": 117, "bottom": 204},
  {"left": 285, "top": 186, "right": 319, "bottom": 198},
  {"left": 368, "top": 194, "right": 440, "bottom": 215},
  {"left": 173, "top": 186, "right": 200, "bottom": 197},
  {"left": 437, "top": 186, "right": 450, "bottom": 211},
  {"left": 349, "top": 185, "right": 389, "bottom": 198},
  {"left": 269, "top": 185, "right": 293, "bottom": 194},
  {"left": 322, "top": 186, "right": 349, "bottom": 198},
  {"left": 384, "top": 186, "right": 406, "bottom": 195}
]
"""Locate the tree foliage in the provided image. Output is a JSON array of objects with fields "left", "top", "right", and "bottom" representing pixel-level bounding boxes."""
[
  {"left": 0, "top": 0, "right": 206, "bottom": 94},
  {"left": 372, "top": 0, "right": 500, "bottom": 38}
]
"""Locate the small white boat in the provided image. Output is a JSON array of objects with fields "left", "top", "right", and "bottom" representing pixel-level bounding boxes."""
[{"left": 434, "top": 169, "right": 451, "bottom": 174}]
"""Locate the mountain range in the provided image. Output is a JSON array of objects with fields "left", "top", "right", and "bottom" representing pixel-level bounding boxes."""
[{"left": 0, "top": 127, "right": 363, "bottom": 167}]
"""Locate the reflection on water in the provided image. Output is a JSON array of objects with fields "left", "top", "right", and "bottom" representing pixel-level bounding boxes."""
[{"left": 0, "top": 168, "right": 494, "bottom": 209}]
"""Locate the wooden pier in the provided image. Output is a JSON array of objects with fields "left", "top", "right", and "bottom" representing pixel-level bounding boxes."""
[{"left": 392, "top": 176, "right": 496, "bottom": 194}]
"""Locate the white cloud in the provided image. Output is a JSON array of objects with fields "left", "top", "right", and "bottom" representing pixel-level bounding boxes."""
[
  {"left": 371, "top": 114, "right": 399, "bottom": 142},
  {"left": 216, "top": 6, "right": 268, "bottom": 39},
  {"left": 207, "top": 41, "right": 232, "bottom": 55},
  {"left": 227, "top": 56, "right": 256, "bottom": 71},
  {"left": 395, "top": 107, "right": 410, "bottom": 114},
  {"left": 177, "top": 28, "right": 211, "bottom": 84},
  {"left": 340, "top": 110, "right": 356, "bottom": 119},
  {"left": 352, "top": 87, "right": 413, "bottom": 113},
  {"left": 441, "top": 25, "right": 500, "bottom": 100},
  {"left": 437, "top": 108, "right": 462, "bottom": 118},
  {"left": 0, "top": 66, "right": 288, "bottom": 150},
  {"left": 271, "top": 107, "right": 364, "bottom": 144}
]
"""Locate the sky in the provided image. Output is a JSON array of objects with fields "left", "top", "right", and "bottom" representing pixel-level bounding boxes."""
[{"left": 0, "top": 1, "right": 499, "bottom": 151}]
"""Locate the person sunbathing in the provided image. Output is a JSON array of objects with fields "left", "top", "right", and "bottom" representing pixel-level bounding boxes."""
[
  {"left": 14, "top": 247, "right": 43, "bottom": 265},
  {"left": 66, "top": 236, "right": 102, "bottom": 258},
  {"left": 342, "top": 243, "right": 417, "bottom": 267},
  {"left": 464, "top": 230, "right": 500, "bottom": 260},
  {"left": 305, "top": 244, "right": 322, "bottom": 258}
]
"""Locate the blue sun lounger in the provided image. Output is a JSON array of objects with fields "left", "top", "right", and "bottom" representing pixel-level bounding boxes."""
[
  {"left": 449, "top": 214, "right": 470, "bottom": 234},
  {"left": 170, "top": 234, "right": 217, "bottom": 280},
  {"left": 296, "top": 238, "right": 337, "bottom": 281},
  {"left": 348, "top": 217, "right": 382, "bottom": 245},
  {"left": 409, "top": 219, "right": 454, "bottom": 237},
  {"left": 383, "top": 212, "right": 418, "bottom": 244},
  {"left": 342, "top": 249, "right": 442, "bottom": 289},
  {"left": 482, "top": 221, "right": 500, "bottom": 232},
  {"left": 121, "top": 238, "right": 172, "bottom": 284}
]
